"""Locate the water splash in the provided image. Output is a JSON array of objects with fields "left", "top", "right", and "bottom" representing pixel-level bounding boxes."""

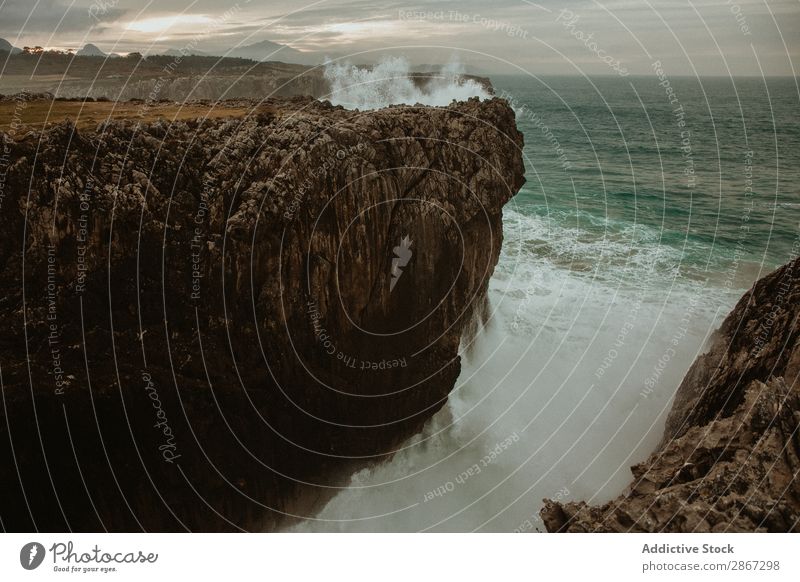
[
  {"left": 323, "top": 57, "right": 491, "bottom": 110},
  {"left": 286, "top": 205, "right": 735, "bottom": 532}
]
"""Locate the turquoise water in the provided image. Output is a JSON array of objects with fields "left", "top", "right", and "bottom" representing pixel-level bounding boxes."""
[
  {"left": 495, "top": 75, "right": 800, "bottom": 282},
  {"left": 297, "top": 75, "right": 799, "bottom": 532}
]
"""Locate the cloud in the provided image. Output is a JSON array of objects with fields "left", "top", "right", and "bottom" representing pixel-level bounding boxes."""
[
  {"left": 0, "top": 0, "right": 125, "bottom": 37},
  {"left": 0, "top": 0, "right": 796, "bottom": 75}
]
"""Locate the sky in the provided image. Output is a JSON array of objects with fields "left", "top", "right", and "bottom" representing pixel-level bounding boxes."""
[{"left": 0, "top": 0, "right": 797, "bottom": 75}]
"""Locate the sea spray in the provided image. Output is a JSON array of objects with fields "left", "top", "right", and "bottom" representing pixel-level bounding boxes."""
[
  {"left": 287, "top": 207, "right": 731, "bottom": 532},
  {"left": 323, "top": 57, "right": 491, "bottom": 110}
]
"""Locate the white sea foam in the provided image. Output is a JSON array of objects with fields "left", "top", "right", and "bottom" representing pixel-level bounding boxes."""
[
  {"left": 288, "top": 206, "right": 740, "bottom": 532},
  {"left": 323, "top": 57, "right": 491, "bottom": 110}
]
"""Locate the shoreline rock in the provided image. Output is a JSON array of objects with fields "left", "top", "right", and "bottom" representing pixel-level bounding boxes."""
[{"left": 542, "top": 256, "right": 800, "bottom": 532}]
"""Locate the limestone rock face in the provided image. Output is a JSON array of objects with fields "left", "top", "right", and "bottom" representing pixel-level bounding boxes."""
[
  {"left": 542, "top": 257, "right": 800, "bottom": 532},
  {"left": 0, "top": 97, "right": 524, "bottom": 531}
]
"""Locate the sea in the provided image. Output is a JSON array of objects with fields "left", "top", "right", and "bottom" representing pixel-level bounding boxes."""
[{"left": 291, "top": 66, "right": 800, "bottom": 531}]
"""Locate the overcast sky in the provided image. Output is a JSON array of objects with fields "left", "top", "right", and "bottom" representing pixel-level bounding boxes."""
[{"left": 0, "top": 0, "right": 797, "bottom": 75}]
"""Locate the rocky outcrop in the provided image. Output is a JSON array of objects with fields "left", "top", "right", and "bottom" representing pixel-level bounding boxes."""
[
  {"left": 0, "top": 96, "right": 525, "bottom": 531},
  {"left": 542, "top": 256, "right": 800, "bottom": 532}
]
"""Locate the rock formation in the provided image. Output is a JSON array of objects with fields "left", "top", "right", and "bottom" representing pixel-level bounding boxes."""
[
  {"left": 542, "top": 256, "right": 800, "bottom": 532},
  {"left": 0, "top": 96, "right": 525, "bottom": 531}
]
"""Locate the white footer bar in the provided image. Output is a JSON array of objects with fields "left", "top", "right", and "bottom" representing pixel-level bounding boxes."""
[{"left": 1, "top": 533, "right": 797, "bottom": 581}]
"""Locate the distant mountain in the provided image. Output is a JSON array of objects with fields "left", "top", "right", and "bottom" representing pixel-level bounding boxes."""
[
  {"left": 226, "top": 40, "right": 323, "bottom": 66},
  {"left": 151, "top": 40, "right": 327, "bottom": 66},
  {"left": 76, "top": 43, "right": 106, "bottom": 57},
  {"left": 0, "top": 38, "right": 22, "bottom": 54},
  {"left": 160, "top": 48, "right": 209, "bottom": 58}
]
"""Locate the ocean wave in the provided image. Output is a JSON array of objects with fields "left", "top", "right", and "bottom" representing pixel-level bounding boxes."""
[{"left": 323, "top": 57, "right": 491, "bottom": 110}]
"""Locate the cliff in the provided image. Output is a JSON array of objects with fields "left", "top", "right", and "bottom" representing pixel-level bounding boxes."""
[
  {"left": 542, "top": 256, "right": 800, "bottom": 532},
  {"left": 0, "top": 96, "right": 525, "bottom": 531}
]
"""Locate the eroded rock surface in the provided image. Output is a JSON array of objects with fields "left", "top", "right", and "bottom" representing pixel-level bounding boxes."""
[
  {"left": 542, "top": 257, "right": 800, "bottom": 532},
  {"left": 0, "top": 96, "right": 524, "bottom": 531}
]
